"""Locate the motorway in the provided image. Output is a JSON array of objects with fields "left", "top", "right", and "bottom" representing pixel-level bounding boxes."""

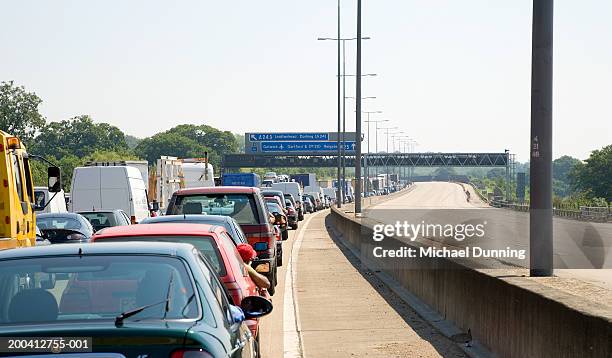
[
  {"left": 364, "top": 182, "right": 612, "bottom": 289},
  {"left": 258, "top": 208, "right": 468, "bottom": 358}
]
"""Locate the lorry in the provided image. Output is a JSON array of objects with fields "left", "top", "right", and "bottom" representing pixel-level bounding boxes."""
[
  {"left": 0, "top": 131, "right": 61, "bottom": 248},
  {"left": 290, "top": 173, "right": 316, "bottom": 188},
  {"left": 70, "top": 166, "right": 149, "bottom": 223},
  {"left": 222, "top": 173, "right": 261, "bottom": 187},
  {"left": 181, "top": 158, "right": 215, "bottom": 188}
]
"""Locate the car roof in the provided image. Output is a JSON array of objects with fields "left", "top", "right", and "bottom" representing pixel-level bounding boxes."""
[
  {"left": 0, "top": 242, "right": 196, "bottom": 260},
  {"left": 262, "top": 189, "right": 283, "bottom": 195},
  {"left": 78, "top": 209, "right": 123, "bottom": 214},
  {"left": 144, "top": 214, "right": 231, "bottom": 224},
  {"left": 93, "top": 223, "right": 224, "bottom": 238},
  {"left": 175, "top": 186, "right": 260, "bottom": 195}
]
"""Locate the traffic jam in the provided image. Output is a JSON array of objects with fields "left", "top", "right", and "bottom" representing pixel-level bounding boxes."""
[{"left": 0, "top": 131, "right": 338, "bottom": 357}]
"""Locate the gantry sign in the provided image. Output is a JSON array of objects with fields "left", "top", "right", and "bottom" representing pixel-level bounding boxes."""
[
  {"left": 245, "top": 132, "right": 357, "bottom": 156},
  {"left": 222, "top": 152, "right": 510, "bottom": 169}
]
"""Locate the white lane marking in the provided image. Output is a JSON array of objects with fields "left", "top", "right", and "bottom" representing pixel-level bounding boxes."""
[{"left": 283, "top": 210, "right": 321, "bottom": 358}]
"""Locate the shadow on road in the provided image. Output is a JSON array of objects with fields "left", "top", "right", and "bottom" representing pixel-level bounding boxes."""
[{"left": 323, "top": 214, "right": 468, "bottom": 358}]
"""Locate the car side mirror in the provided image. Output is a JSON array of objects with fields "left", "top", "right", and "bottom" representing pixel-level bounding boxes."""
[
  {"left": 241, "top": 295, "right": 273, "bottom": 319},
  {"left": 229, "top": 305, "right": 245, "bottom": 326},
  {"left": 48, "top": 167, "right": 61, "bottom": 193}
]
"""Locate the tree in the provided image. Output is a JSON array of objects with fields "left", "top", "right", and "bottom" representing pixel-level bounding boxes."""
[
  {"left": 570, "top": 145, "right": 611, "bottom": 202},
  {"left": 234, "top": 133, "right": 245, "bottom": 153},
  {"left": 134, "top": 132, "right": 211, "bottom": 164},
  {"left": 32, "top": 115, "right": 128, "bottom": 158},
  {"left": 0, "top": 81, "right": 46, "bottom": 143},
  {"left": 552, "top": 155, "right": 581, "bottom": 197},
  {"left": 125, "top": 134, "right": 141, "bottom": 149}
]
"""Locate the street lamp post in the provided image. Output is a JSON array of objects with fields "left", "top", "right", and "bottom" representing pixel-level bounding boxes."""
[
  {"left": 361, "top": 110, "right": 382, "bottom": 193},
  {"left": 379, "top": 126, "right": 398, "bottom": 188},
  {"left": 318, "top": 37, "right": 371, "bottom": 206},
  {"left": 355, "top": 0, "right": 362, "bottom": 214}
]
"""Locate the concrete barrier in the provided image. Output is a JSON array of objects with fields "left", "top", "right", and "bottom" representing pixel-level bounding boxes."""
[{"left": 330, "top": 208, "right": 612, "bottom": 358}]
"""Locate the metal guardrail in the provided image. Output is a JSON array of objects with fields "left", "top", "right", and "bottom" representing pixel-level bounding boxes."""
[{"left": 489, "top": 200, "right": 611, "bottom": 222}]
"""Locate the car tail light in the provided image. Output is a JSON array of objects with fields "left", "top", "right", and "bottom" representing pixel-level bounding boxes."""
[
  {"left": 66, "top": 233, "right": 86, "bottom": 241},
  {"left": 170, "top": 350, "right": 214, "bottom": 358}
]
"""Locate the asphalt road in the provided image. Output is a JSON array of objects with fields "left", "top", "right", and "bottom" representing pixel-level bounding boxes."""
[
  {"left": 365, "top": 182, "right": 612, "bottom": 288},
  {"left": 258, "top": 208, "right": 468, "bottom": 357}
]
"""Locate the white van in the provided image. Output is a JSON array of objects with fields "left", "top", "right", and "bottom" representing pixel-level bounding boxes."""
[
  {"left": 271, "top": 182, "right": 303, "bottom": 204},
  {"left": 70, "top": 166, "right": 149, "bottom": 223},
  {"left": 181, "top": 162, "right": 215, "bottom": 188},
  {"left": 34, "top": 187, "right": 67, "bottom": 213}
]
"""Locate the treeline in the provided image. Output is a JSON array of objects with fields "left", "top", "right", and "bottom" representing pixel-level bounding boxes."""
[{"left": 0, "top": 81, "right": 239, "bottom": 190}]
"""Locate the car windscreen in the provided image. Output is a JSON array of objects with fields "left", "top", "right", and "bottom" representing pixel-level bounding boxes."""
[
  {"left": 80, "top": 212, "right": 118, "bottom": 230},
  {"left": 0, "top": 255, "right": 199, "bottom": 325},
  {"left": 37, "top": 217, "right": 82, "bottom": 230},
  {"left": 168, "top": 194, "right": 260, "bottom": 225},
  {"left": 97, "top": 236, "right": 226, "bottom": 276}
]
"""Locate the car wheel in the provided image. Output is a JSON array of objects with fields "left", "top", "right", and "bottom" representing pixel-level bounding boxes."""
[{"left": 276, "top": 252, "right": 283, "bottom": 267}]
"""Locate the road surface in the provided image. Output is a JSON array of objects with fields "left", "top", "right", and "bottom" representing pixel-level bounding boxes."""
[{"left": 259, "top": 208, "right": 468, "bottom": 358}]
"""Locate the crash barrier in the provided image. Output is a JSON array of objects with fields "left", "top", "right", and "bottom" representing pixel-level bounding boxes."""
[
  {"left": 329, "top": 208, "right": 612, "bottom": 358},
  {"left": 487, "top": 199, "right": 610, "bottom": 223}
]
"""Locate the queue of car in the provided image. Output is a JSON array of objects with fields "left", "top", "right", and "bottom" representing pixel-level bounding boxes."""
[{"left": 0, "top": 143, "right": 327, "bottom": 357}]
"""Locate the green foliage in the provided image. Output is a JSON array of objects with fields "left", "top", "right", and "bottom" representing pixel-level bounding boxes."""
[
  {"left": 134, "top": 124, "right": 238, "bottom": 167},
  {"left": 0, "top": 81, "right": 46, "bottom": 144},
  {"left": 552, "top": 155, "right": 581, "bottom": 197},
  {"left": 570, "top": 145, "right": 611, "bottom": 201},
  {"left": 31, "top": 115, "right": 128, "bottom": 158},
  {"left": 125, "top": 134, "right": 142, "bottom": 149},
  {"left": 234, "top": 133, "right": 245, "bottom": 153}
]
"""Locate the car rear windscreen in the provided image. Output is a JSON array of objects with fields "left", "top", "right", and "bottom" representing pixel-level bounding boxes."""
[
  {"left": 0, "top": 255, "right": 199, "bottom": 324},
  {"left": 97, "top": 235, "right": 226, "bottom": 276},
  {"left": 168, "top": 194, "right": 261, "bottom": 225}
]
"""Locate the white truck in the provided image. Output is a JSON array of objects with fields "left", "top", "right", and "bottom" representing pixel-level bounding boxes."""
[{"left": 34, "top": 187, "right": 67, "bottom": 214}]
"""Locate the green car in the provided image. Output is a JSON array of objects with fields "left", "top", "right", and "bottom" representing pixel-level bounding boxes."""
[{"left": 0, "top": 242, "right": 272, "bottom": 357}]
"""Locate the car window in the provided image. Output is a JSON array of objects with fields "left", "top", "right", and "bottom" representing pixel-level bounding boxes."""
[
  {"left": 11, "top": 153, "right": 26, "bottom": 210},
  {"left": 80, "top": 212, "right": 118, "bottom": 230},
  {"left": 231, "top": 220, "right": 248, "bottom": 244},
  {"left": 37, "top": 217, "right": 82, "bottom": 230},
  {"left": 168, "top": 193, "right": 260, "bottom": 225},
  {"left": 0, "top": 255, "right": 199, "bottom": 324},
  {"left": 98, "top": 236, "right": 227, "bottom": 276}
]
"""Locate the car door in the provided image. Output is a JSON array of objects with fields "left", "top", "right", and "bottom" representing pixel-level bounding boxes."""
[{"left": 196, "top": 254, "right": 254, "bottom": 358}]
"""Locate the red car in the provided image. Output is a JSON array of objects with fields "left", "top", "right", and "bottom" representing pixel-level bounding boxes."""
[
  {"left": 91, "top": 223, "right": 263, "bottom": 337},
  {"left": 165, "top": 186, "right": 279, "bottom": 295}
]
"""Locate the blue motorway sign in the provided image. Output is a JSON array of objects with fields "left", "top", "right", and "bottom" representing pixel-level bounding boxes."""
[
  {"left": 259, "top": 141, "right": 356, "bottom": 153},
  {"left": 248, "top": 133, "right": 329, "bottom": 141}
]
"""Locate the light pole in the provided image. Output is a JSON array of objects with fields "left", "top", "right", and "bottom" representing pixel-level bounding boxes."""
[
  {"left": 318, "top": 38, "right": 372, "bottom": 205},
  {"left": 369, "top": 119, "right": 389, "bottom": 179},
  {"left": 355, "top": 0, "right": 363, "bottom": 214},
  {"left": 379, "top": 126, "right": 398, "bottom": 188},
  {"left": 361, "top": 110, "right": 382, "bottom": 193}
]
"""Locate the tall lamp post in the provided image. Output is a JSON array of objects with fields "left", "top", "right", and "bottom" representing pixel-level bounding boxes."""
[
  {"left": 361, "top": 110, "right": 382, "bottom": 193},
  {"left": 379, "top": 126, "right": 398, "bottom": 187},
  {"left": 317, "top": 41, "right": 372, "bottom": 205}
]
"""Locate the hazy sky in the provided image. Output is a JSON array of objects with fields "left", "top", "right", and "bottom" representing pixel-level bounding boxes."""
[{"left": 1, "top": 0, "right": 610, "bottom": 161}]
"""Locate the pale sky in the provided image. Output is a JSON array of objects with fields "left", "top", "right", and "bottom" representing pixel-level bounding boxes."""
[{"left": 1, "top": 0, "right": 610, "bottom": 162}]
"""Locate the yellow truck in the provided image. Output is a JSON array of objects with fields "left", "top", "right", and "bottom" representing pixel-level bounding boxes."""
[{"left": 0, "top": 130, "right": 61, "bottom": 249}]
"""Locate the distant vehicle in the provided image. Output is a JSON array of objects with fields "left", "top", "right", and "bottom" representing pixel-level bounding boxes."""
[
  {"left": 165, "top": 186, "right": 280, "bottom": 295},
  {"left": 85, "top": 160, "right": 149, "bottom": 193},
  {"left": 264, "top": 201, "right": 286, "bottom": 267},
  {"left": 34, "top": 187, "right": 67, "bottom": 214},
  {"left": 271, "top": 182, "right": 304, "bottom": 220},
  {"left": 264, "top": 196, "right": 288, "bottom": 241},
  {"left": 78, "top": 209, "right": 131, "bottom": 232},
  {"left": 222, "top": 173, "right": 261, "bottom": 187},
  {"left": 92, "top": 224, "right": 267, "bottom": 341},
  {"left": 70, "top": 166, "right": 149, "bottom": 223},
  {"left": 181, "top": 159, "right": 215, "bottom": 188},
  {"left": 263, "top": 172, "right": 277, "bottom": 182},
  {"left": 262, "top": 179, "right": 274, "bottom": 187},
  {"left": 290, "top": 173, "right": 316, "bottom": 188},
  {"left": 322, "top": 187, "right": 337, "bottom": 203},
  {"left": 283, "top": 193, "right": 301, "bottom": 224},
  {"left": 0, "top": 131, "right": 61, "bottom": 249},
  {"left": 284, "top": 199, "right": 298, "bottom": 229},
  {"left": 302, "top": 195, "right": 315, "bottom": 213},
  {"left": 0, "top": 242, "right": 272, "bottom": 357},
  {"left": 305, "top": 191, "right": 324, "bottom": 210},
  {"left": 141, "top": 214, "right": 249, "bottom": 245},
  {"left": 36, "top": 212, "right": 94, "bottom": 244}
]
